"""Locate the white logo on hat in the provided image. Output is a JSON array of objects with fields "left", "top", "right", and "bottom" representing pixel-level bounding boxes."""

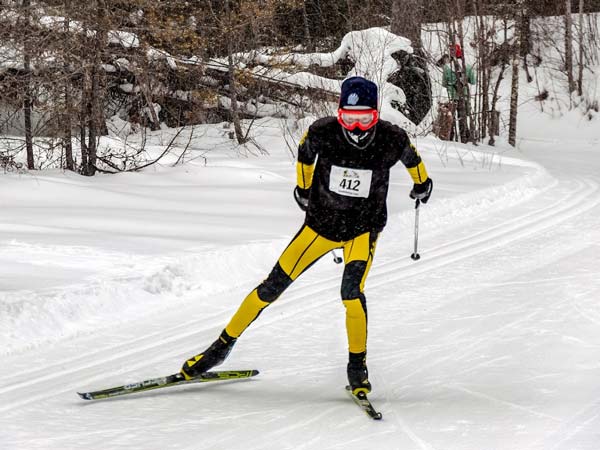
[{"left": 347, "top": 93, "right": 359, "bottom": 105}]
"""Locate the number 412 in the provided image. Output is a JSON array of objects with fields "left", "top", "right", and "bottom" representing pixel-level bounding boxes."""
[{"left": 340, "top": 179, "right": 360, "bottom": 191}]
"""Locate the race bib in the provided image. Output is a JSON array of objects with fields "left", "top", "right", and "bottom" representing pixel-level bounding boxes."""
[{"left": 329, "top": 165, "right": 372, "bottom": 198}]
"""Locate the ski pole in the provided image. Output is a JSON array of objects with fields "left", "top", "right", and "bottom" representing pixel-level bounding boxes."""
[
  {"left": 331, "top": 249, "right": 343, "bottom": 264},
  {"left": 410, "top": 199, "right": 421, "bottom": 260}
]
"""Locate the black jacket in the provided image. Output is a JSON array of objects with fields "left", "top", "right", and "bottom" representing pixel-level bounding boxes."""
[{"left": 298, "top": 117, "right": 425, "bottom": 241}]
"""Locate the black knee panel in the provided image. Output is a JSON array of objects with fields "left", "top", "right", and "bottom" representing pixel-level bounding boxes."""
[
  {"left": 257, "top": 263, "right": 293, "bottom": 303},
  {"left": 341, "top": 261, "right": 368, "bottom": 301}
]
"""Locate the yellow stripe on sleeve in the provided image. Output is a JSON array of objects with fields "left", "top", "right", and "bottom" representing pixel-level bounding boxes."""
[
  {"left": 296, "top": 162, "right": 315, "bottom": 189},
  {"left": 407, "top": 161, "right": 428, "bottom": 184},
  {"left": 298, "top": 130, "right": 309, "bottom": 146}
]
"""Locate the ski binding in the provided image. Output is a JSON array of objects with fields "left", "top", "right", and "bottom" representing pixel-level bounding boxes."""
[{"left": 346, "top": 385, "right": 383, "bottom": 420}]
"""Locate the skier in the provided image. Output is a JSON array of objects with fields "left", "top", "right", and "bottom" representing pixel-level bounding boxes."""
[{"left": 180, "top": 76, "right": 433, "bottom": 395}]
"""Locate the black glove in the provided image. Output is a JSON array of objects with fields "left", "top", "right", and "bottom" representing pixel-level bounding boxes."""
[
  {"left": 410, "top": 178, "right": 433, "bottom": 204},
  {"left": 293, "top": 186, "right": 310, "bottom": 211}
]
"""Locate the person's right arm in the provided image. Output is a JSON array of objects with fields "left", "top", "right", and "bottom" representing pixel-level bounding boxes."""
[{"left": 294, "top": 129, "right": 318, "bottom": 211}]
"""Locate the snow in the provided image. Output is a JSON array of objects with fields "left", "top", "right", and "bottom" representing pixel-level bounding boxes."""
[
  {"left": 118, "top": 83, "right": 137, "bottom": 93},
  {"left": 239, "top": 28, "right": 416, "bottom": 128},
  {"left": 2, "top": 19, "right": 600, "bottom": 450},
  {"left": 38, "top": 16, "right": 86, "bottom": 35},
  {"left": 147, "top": 48, "right": 178, "bottom": 70},
  {"left": 1, "top": 114, "right": 599, "bottom": 449},
  {"left": 247, "top": 28, "right": 412, "bottom": 75},
  {"left": 0, "top": 45, "right": 22, "bottom": 71},
  {"left": 108, "top": 31, "right": 140, "bottom": 49}
]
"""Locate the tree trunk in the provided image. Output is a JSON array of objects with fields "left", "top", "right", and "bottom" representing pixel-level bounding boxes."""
[
  {"left": 520, "top": 4, "right": 531, "bottom": 58},
  {"left": 79, "top": 21, "right": 89, "bottom": 173},
  {"left": 227, "top": 51, "right": 245, "bottom": 145},
  {"left": 86, "top": 64, "right": 98, "bottom": 176},
  {"left": 23, "top": 60, "right": 34, "bottom": 170},
  {"left": 63, "top": 0, "right": 74, "bottom": 171},
  {"left": 22, "top": 0, "right": 34, "bottom": 169},
  {"left": 458, "top": 14, "right": 477, "bottom": 143},
  {"left": 224, "top": 0, "right": 246, "bottom": 145},
  {"left": 508, "top": 50, "right": 519, "bottom": 147},
  {"left": 565, "top": 0, "right": 576, "bottom": 93},
  {"left": 138, "top": 42, "right": 161, "bottom": 131},
  {"left": 488, "top": 19, "right": 509, "bottom": 147},
  {"left": 140, "top": 76, "right": 161, "bottom": 131},
  {"left": 302, "top": 0, "right": 313, "bottom": 52},
  {"left": 472, "top": 0, "right": 490, "bottom": 141},
  {"left": 80, "top": 98, "right": 88, "bottom": 172},
  {"left": 63, "top": 82, "right": 74, "bottom": 171},
  {"left": 521, "top": 4, "right": 533, "bottom": 82},
  {"left": 509, "top": 3, "right": 523, "bottom": 147},
  {"left": 84, "top": 0, "right": 108, "bottom": 176},
  {"left": 449, "top": 14, "right": 470, "bottom": 143},
  {"left": 577, "top": 0, "right": 585, "bottom": 96}
]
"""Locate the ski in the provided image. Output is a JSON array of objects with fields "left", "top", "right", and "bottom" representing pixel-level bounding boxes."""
[
  {"left": 78, "top": 370, "right": 259, "bottom": 400},
  {"left": 346, "top": 385, "right": 383, "bottom": 420}
]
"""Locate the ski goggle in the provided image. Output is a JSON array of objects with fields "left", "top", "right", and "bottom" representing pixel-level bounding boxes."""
[{"left": 337, "top": 108, "right": 379, "bottom": 131}]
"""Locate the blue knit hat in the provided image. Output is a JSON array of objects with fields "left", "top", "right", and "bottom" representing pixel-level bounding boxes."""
[{"left": 339, "top": 77, "right": 378, "bottom": 109}]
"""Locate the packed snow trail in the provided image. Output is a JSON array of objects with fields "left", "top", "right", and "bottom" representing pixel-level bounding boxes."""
[{"left": 1, "top": 135, "right": 600, "bottom": 449}]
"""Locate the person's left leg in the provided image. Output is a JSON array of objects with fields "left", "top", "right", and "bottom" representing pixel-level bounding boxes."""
[
  {"left": 181, "top": 225, "right": 339, "bottom": 379},
  {"left": 224, "top": 225, "right": 339, "bottom": 338},
  {"left": 341, "top": 231, "right": 378, "bottom": 394}
]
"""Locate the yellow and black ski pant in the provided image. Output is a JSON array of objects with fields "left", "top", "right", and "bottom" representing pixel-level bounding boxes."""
[{"left": 224, "top": 225, "right": 378, "bottom": 354}]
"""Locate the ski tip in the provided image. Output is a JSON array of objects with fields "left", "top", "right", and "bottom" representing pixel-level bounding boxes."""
[{"left": 77, "top": 392, "right": 93, "bottom": 400}]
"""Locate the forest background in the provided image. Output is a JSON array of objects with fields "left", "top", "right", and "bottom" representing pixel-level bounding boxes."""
[{"left": 1, "top": 0, "right": 599, "bottom": 175}]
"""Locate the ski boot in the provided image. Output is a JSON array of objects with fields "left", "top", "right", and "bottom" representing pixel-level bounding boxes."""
[
  {"left": 347, "top": 351, "right": 371, "bottom": 395},
  {"left": 181, "top": 330, "right": 237, "bottom": 380}
]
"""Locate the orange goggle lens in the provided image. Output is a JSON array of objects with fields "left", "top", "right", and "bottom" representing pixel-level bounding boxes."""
[{"left": 337, "top": 109, "right": 379, "bottom": 131}]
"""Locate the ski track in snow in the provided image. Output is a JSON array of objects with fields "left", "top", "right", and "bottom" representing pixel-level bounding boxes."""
[{"left": 3, "top": 169, "right": 595, "bottom": 407}]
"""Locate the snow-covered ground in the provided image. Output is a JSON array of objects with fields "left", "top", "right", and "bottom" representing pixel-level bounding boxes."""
[
  {"left": 2, "top": 15, "right": 600, "bottom": 449},
  {"left": 1, "top": 103, "right": 599, "bottom": 449}
]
